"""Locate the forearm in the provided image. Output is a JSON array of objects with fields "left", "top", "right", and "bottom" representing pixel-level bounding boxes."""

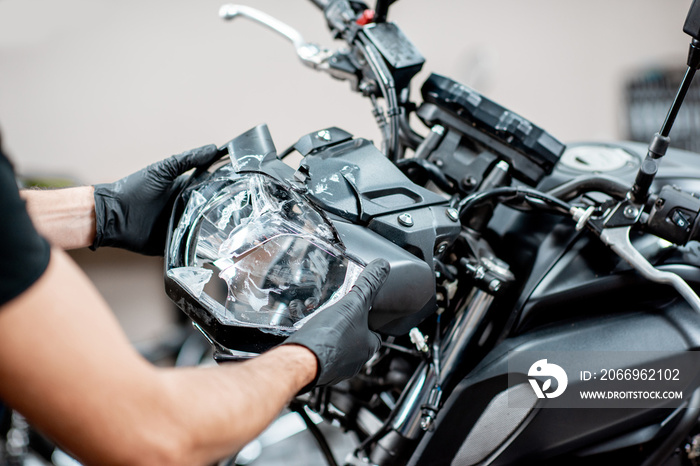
[
  {"left": 21, "top": 186, "right": 96, "bottom": 249},
  {"left": 160, "top": 345, "right": 317, "bottom": 463},
  {"left": 0, "top": 248, "right": 316, "bottom": 465}
]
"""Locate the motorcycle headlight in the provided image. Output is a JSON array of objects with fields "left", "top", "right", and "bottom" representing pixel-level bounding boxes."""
[{"left": 165, "top": 163, "right": 364, "bottom": 357}]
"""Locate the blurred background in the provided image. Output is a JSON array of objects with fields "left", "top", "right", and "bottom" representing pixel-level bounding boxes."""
[{"left": 0, "top": 0, "right": 696, "bottom": 463}]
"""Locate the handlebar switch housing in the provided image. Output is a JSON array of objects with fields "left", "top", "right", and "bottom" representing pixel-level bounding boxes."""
[
  {"left": 362, "top": 22, "right": 424, "bottom": 90},
  {"left": 646, "top": 185, "right": 700, "bottom": 245}
]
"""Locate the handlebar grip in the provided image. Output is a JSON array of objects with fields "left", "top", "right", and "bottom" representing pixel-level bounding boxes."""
[
  {"left": 309, "top": 0, "right": 329, "bottom": 10},
  {"left": 646, "top": 185, "right": 700, "bottom": 245}
]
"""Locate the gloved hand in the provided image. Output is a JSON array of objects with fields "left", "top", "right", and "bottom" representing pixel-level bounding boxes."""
[
  {"left": 284, "top": 259, "right": 390, "bottom": 388},
  {"left": 92, "top": 144, "right": 222, "bottom": 256}
]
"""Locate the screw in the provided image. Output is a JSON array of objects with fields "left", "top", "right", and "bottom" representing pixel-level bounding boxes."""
[
  {"left": 462, "top": 176, "right": 478, "bottom": 190},
  {"left": 623, "top": 205, "right": 638, "bottom": 219},
  {"left": 488, "top": 279, "right": 501, "bottom": 292},
  {"left": 316, "top": 130, "right": 331, "bottom": 141},
  {"left": 359, "top": 80, "right": 376, "bottom": 96},
  {"left": 446, "top": 208, "right": 459, "bottom": 222},
  {"left": 436, "top": 242, "right": 448, "bottom": 254},
  {"left": 398, "top": 213, "right": 414, "bottom": 227},
  {"left": 421, "top": 414, "right": 434, "bottom": 431}
]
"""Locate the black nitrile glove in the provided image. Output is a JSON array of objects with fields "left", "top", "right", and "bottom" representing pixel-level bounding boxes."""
[
  {"left": 92, "top": 144, "right": 222, "bottom": 256},
  {"left": 284, "top": 259, "right": 390, "bottom": 388}
]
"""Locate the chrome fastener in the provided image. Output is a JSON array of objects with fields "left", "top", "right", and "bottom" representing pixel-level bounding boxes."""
[
  {"left": 446, "top": 208, "right": 459, "bottom": 222},
  {"left": 398, "top": 213, "right": 414, "bottom": 227}
]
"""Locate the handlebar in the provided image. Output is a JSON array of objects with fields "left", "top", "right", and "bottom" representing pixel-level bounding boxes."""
[
  {"left": 219, "top": 2, "right": 418, "bottom": 162},
  {"left": 308, "top": 0, "right": 329, "bottom": 9},
  {"left": 220, "top": 5, "right": 306, "bottom": 50}
]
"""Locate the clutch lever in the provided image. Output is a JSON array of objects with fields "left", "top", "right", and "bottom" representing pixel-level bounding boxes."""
[
  {"left": 599, "top": 226, "right": 700, "bottom": 313},
  {"left": 574, "top": 186, "right": 700, "bottom": 313},
  {"left": 219, "top": 4, "right": 355, "bottom": 82},
  {"left": 570, "top": 195, "right": 700, "bottom": 313}
]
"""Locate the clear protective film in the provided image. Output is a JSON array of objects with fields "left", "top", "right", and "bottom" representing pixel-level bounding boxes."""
[{"left": 167, "top": 168, "right": 364, "bottom": 335}]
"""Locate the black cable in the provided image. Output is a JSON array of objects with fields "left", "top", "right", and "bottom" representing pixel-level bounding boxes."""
[
  {"left": 382, "top": 341, "right": 421, "bottom": 357},
  {"left": 358, "top": 35, "right": 400, "bottom": 161},
  {"left": 434, "top": 260, "right": 457, "bottom": 282},
  {"left": 353, "top": 326, "right": 442, "bottom": 460},
  {"left": 292, "top": 405, "right": 339, "bottom": 466},
  {"left": 458, "top": 186, "right": 572, "bottom": 224},
  {"left": 374, "top": 0, "right": 390, "bottom": 22},
  {"left": 353, "top": 364, "right": 424, "bottom": 458},
  {"left": 398, "top": 109, "right": 423, "bottom": 150},
  {"left": 308, "top": 0, "right": 329, "bottom": 10},
  {"left": 546, "top": 175, "right": 630, "bottom": 202},
  {"left": 278, "top": 145, "right": 296, "bottom": 160},
  {"left": 354, "top": 418, "right": 391, "bottom": 460}
]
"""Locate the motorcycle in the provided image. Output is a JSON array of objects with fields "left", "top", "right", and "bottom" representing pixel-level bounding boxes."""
[{"left": 160, "top": 1, "right": 700, "bottom": 465}]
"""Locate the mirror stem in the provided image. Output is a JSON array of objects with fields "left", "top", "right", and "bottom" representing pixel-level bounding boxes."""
[{"left": 630, "top": 39, "right": 700, "bottom": 204}]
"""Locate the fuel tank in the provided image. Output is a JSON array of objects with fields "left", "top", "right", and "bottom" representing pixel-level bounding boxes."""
[
  {"left": 409, "top": 141, "right": 700, "bottom": 465},
  {"left": 408, "top": 302, "right": 700, "bottom": 465}
]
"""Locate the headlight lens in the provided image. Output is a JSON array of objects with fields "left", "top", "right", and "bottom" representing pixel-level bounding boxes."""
[{"left": 167, "top": 170, "right": 363, "bottom": 335}]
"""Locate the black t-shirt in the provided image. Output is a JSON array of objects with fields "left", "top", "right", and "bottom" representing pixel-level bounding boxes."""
[{"left": 0, "top": 150, "right": 50, "bottom": 306}]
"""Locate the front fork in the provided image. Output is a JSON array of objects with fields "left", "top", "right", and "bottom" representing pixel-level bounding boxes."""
[{"left": 353, "top": 254, "right": 510, "bottom": 466}]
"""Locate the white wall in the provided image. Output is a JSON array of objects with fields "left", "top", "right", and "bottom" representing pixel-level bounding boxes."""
[
  {"left": 0, "top": 0, "right": 693, "bottom": 343},
  {"left": 0, "top": 0, "right": 692, "bottom": 182}
]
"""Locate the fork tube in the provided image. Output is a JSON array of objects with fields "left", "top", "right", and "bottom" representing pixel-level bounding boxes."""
[{"left": 391, "top": 289, "right": 494, "bottom": 439}]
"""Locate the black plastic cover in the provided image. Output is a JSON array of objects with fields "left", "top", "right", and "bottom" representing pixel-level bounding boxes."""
[
  {"left": 300, "top": 138, "right": 447, "bottom": 223},
  {"left": 293, "top": 127, "right": 353, "bottom": 156},
  {"left": 332, "top": 220, "right": 437, "bottom": 334},
  {"left": 408, "top": 303, "right": 700, "bottom": 465},
  {"left": 420, "top": 74, "right": 564, "bottom": 185},
  {"left": 362, "top": 22, "right": 424, "bottom": 90},
  {"left": 685, "top": 0, "right": 700, "bottom": 41},
  {"left": 221, "top": 124, "right": 296, "bottom": 183}
]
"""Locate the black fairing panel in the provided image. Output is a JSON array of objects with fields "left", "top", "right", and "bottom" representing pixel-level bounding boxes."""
[
  {"left": 408, "top": 303, "right": 700, "bottom": 466},
  {"left": 300, "top": 138, "right": 447, "bottom": 223}
]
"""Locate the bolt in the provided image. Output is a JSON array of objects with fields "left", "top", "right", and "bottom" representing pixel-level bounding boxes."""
[
  {"left": 359, "top": 80, "right": 376, "bottom": 96},
  {"left": 446, "top": 208, "right": 459, "bottom": 222},
  {"left": 436, "top": 242, "right": 447, "bottom": 254},
  {"left": 420, "top": 414, "right": 434, "bottom": 431},
  {"left": 462, "top": 176, "right": 478, "bottom": 190},
  {"left": 398, "top": 213, "right": 414, "bottom": 227},
  {"left": 623, "top": 205, "right": 639, "bottom": 219},
  {"left": 488, "top": 279, "right": 501, "bottom": 292},
  {"left": 316, "top": 130, "right": 331, "bottom": 141}
]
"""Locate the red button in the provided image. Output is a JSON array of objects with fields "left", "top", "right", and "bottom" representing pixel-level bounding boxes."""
[{"left": 356, "top": 9, "right": 375, "bottom": 26}]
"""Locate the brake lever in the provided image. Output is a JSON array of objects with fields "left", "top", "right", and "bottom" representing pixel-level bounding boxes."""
[
  {"left": 599, "top": 226, "right": 700, "bottom": 313},
  {"left": 219, "top": 4, "right": 353, "bottom": 78}
]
